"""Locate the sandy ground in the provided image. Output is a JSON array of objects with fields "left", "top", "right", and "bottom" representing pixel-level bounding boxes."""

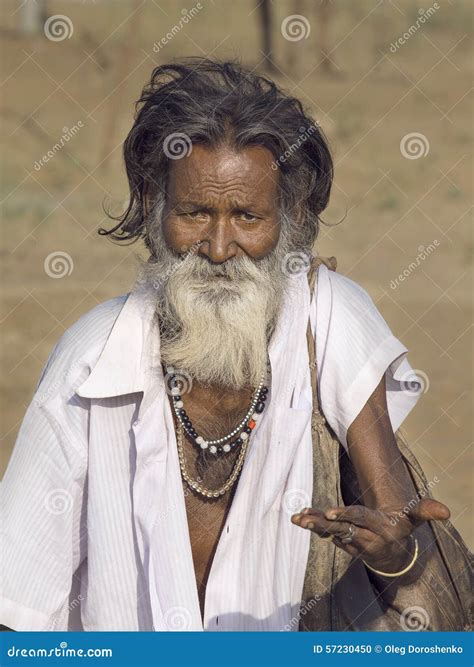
[{"left": 1, "top": 0, "right": 472, "bottom": 548}]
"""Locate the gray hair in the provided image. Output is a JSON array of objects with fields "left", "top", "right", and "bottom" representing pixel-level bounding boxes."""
[{"left": 100, "top": 58, "right": 334, "bottom": 255}]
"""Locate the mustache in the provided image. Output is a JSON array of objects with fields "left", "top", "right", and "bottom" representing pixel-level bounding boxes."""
[{"left": 152, "top": 247, "right": 277, "bottom": 286}]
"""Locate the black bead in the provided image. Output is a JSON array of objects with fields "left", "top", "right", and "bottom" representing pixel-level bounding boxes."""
[
  {"left": 173, "top": 395, "right": 181, "bottom": 402},
  {"left": 178, "top": 408, "right": 186, "bottom": 417},
  {"left": 244, "top": 426, "right": 252, "bottom": 434},
  {"left": 255, "top": 402, "right": 265, "bottom": 414},
  {"left": 235, "top": 437, "right": 243, "bottom": 446},
  {"left": 260, "top": 386, "right": 268, "bottom": 394},
  {"left": 218, "top": 446, "right": 223, "bottom": 453},
  {"left": 191, "top": 430, "right": 198, "bottom": 439}
]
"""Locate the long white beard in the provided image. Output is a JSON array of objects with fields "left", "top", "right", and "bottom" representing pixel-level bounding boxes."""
[{"left": 141, "top": 228, "right": 291, "bottom": 390}]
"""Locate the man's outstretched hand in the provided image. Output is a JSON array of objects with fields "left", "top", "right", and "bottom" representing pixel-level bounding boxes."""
[{"left": 291, "top": 498, "right": 450, "bottom": 575}]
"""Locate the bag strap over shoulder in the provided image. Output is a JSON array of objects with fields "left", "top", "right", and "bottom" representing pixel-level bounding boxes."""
[{"left": 306, "top": 254, "right": 337, "bottom": 406}]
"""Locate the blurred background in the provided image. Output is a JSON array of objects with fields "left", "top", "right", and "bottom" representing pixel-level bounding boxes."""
[{"left": 1, "top": 0, "right": 472, "bottom": 547}]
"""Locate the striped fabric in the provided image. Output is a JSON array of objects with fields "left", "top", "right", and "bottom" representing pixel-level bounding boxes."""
[{"left": 0, "top": 266, "right": 421, "bottom": 631}]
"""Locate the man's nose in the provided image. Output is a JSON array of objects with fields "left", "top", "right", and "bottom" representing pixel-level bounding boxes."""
[{"left": 199, "top": 217, "right": 238, "bottom": 263}]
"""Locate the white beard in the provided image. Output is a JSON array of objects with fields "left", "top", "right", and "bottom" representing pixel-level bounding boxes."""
[{"left": 140, "top": 226, "right": 291, "bottom": 390}]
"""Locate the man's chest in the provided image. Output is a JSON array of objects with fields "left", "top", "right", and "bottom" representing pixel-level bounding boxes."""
[
  {"left": 175, "top": 390, "right": 250, "bottom": 588},
  {"left": 183, "top": 480, "right": 236, "bottom": 611}
]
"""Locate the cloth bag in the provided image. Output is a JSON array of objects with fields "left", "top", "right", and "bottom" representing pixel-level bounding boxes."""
[{"left": 299, "top": 255, "right": 473, "bottom": 631}]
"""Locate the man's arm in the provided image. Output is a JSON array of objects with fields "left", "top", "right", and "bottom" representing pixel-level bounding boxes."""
[
  {"left": 0, "top": 395, "right": 87, "bottom": 630},
  {"left": 292, "top": 373, "right": 450, "bottom": 579}
]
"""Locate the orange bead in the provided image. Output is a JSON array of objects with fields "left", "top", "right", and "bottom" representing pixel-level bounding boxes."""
[{"left": 248, "top": 419, "right": 256, "bottom": 429}]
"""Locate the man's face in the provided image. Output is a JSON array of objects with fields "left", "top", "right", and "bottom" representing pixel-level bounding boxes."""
[{"left": 162, "top": 144, "right": 281, "bottom": 262}]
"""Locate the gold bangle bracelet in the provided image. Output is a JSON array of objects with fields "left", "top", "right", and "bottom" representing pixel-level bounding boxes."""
[{"left": 362, "top": 537, "right": 419, "bottom": 578}]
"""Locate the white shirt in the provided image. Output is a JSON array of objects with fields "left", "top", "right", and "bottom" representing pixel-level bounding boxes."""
[{"left": 0, "top": 266, "right": 422, "bottom": 631}]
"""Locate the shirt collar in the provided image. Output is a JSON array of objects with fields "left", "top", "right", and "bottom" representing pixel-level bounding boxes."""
[
  {"left": 75, "top": 272, "right": 311, "bottom": 401},
  {"left": 76, "top": 285, "right": 159, "bottom": 399}
]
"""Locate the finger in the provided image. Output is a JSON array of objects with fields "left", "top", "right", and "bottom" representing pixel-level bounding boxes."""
[
  {"left": 406, "top": 498, "right": 451, "bottom": 527},
  {"left": 332, "top": 538, "right": 359, "bottom": 558},
  {"left": 291, "top": 509, "right": 376, "bottom": 546},
  {"left": 323, "top": 505, "right": 387, "bottom": 536}
]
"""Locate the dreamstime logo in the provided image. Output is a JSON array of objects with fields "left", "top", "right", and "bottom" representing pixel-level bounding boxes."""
[
  {"left": 400, "top": 369, "right": 430, "bottom": 395},
  {"left": 389, "top": 240, "right": 440, "bottom": 289},
  {"left": 34, "top": 121, "right": 84, "bottom": 171},
  {"left": 281, "top": 15, "right": 311, "bottom": 42},
  {"left": 282, "top": 595, "right": 321, "bottom": 631},
  {"left": 400, "top": 605, "right": 430, "bottom": 631},
  {"left": 137, "top": 241, "right": 202, "bottom": 292},
  {"left": 400, "top": 132, "right": 430, "bottom": 159},
  {"left": 44, "top": 489, "right": 73, "bottom": 515},
  {"left": 50, "top": 595, "right": 85, "bottom": 630},
  {"left": 389, "top": 476, "right": 440, "bottom": 526},
  {"left": 163, "top": 606, "right": 192, "bottom": 631},
  {"left": 152, "top": 3, "right": 204, "bottom": 53},
  {"left": 163, "top": 132, "right": 193, "bottom": 160},
  {"left": 271, "top": 124, "right": 319, "bottom": 170},
  {"left": 44, "top": 251, "right": 74, "bottom": 278},
  {"left": 281, "top": 251, "right": 311, "bottom": 277},
  {"left": 282, "top": 488, "right": 311, "bottom": 516},
  {"left": 44, "top": 15, "right": 74, "bottom": 42},
  {"left": 33, "top": 356, "right": 85, "bottom": 406},
  {"left": 164, "top": 367, "right": 193, "bottom": 396},
  {"left": 389, "top": 3, "right": 440, "bottom": 53}
]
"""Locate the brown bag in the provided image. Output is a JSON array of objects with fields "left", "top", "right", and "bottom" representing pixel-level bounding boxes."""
[{"left": 299, "top": 255, "right": 473, "bottom": 631}]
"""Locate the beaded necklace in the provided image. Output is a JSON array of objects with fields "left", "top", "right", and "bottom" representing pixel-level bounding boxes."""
[
  {"left": 167, "top": 367, "right": 268, "bottom": 456},
  {"left": 167, "top": 368, "right": 269, "bottom": 498}
]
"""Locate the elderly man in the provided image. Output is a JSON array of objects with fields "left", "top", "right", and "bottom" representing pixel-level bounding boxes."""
[{"left": 0, "top": 59, "right": 458, "bottom": 632}]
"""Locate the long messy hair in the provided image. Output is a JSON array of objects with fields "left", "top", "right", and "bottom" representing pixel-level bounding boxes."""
[{"left": 99, "top": 57, "right": 334, "bottom": 254}]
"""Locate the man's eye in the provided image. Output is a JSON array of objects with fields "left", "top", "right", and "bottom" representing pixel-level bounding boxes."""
[
  {"left": 238, "top": 212, "right": 258, "bottom": 223},
  {"left": 180, "top": 211, "right": 206, "bottom": 219}
]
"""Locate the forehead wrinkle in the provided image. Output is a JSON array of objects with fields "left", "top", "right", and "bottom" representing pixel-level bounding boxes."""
[{"left": 175, "top": 179, "right": 274, "bottom": 208}]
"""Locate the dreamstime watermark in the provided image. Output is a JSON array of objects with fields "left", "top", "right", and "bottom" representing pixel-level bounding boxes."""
[
  {"left": 44, "top": 488, "right": 73, "bottom": 515},
  {"left": 7, "top": 642, "right": 112, "bottom": 659},
  {"left": 163, "top": 132, "right": 193, "bottom": 160},
  {"left": 282, "top": 595, "right": 321, "bottom": 631},
  {"left": 152, "top": 3, "right": 203, "bottom": 53},
  {"left": 400, "top": 132, "right": 430, "bottom": 159},
  {"left": 44, "top": 14, "right": 74, "bottom": 41},
  {"left": 281, "top": 14, "right": 311, "bottom": 42},
  {"left": 34, "top": 121, "right": 84, "bottom": 171},
  {"left": 400, "top": 368, "right": 430, "bottom": 395},
  {"left": 33, "top": 355, "right": 85, "bottom": 406},
  {"left": 44, "top": 251, "right": 74, "bottom": 278},
  {"left": 137, "top": 240, "right": 202, "bottom": 292},
  {"left": 282, "top": 488, "right": 311, "bottom": 516},
  {"left": 152, "top": 481, "right": 202, "bottom": 529},
  {"left": 389, "top": 4, "right": 440, "bottom": 53},
  {"left": 163, "top": 606, "right": 193, "bottom": 631},
  {"left": 389, "top": 240, "right": 440, "bottom": 289},
  {"left": 49, "top": 595, "right": 85, "bottom": 631},
  {"left": 164, "top": 366, "right": 193, "bottom": 396},
  {"left": 400, "top": 605, "right": 430, "bottom": 631},
  {"left": 389, "top": 476, "right": 440, "bottom": 526},
  {"left": 281, "top": 251, "right": 312, "bottom": 277},
  {"left": 271, "top": 124, "right": 319, "bottom": 171}
]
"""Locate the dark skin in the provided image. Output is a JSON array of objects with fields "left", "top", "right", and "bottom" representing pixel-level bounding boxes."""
[
  {"left": 0, "top": 144, "right": 450, "bottom": 634},
  {"left": 159, "top": 143, "right": 450, "bottom": 618},
  {"left": 161, "top": 144, "right": 281, "bottom": 614}
]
